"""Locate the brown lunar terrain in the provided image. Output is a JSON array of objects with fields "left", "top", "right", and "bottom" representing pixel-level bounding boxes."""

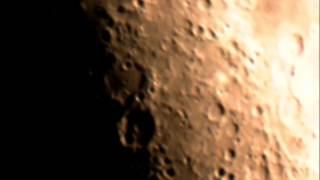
[{"left": 80, "top": 0, "right": 319, "bottom": 179}]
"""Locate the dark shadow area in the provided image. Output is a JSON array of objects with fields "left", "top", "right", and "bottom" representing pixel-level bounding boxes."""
[{"left": 43, "top": 1, "right": 154, "bottom": 180}]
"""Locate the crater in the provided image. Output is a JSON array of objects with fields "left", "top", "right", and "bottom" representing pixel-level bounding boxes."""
[
  {"left": 226, "top": 148, "right": 236, "bottom": 160},
  {"left": 100, "top": 29, "right": 112, "bottom": 44},
  {"left": 166, "top": 167, "right": 176, "bottom": 177},
  {"left": 207, "top": 101, "right": 226, "bottom": 122},
  {"left": 218, "top": 167, "right": 226, "bottom": 177},
  {"left": 228, "top": 173, "right": 235, "bottom": 180},
  {"left": 137, "top": 0, "right": 145, "bottom": 7},
  {"left": 118, "top": 107, "right": 156, "bottom": 149},
  {"left": 104, "top": 61, "right": 149, "bottom": 103},
  {"left": 94, "top": 5, "right": 115, "bottom": 27}
]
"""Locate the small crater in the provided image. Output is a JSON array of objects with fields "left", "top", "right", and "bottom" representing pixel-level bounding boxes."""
[
  {"left": 256, "top": 106, "right": 263, "bottom": 115},
  {"left": 137, "top": 0, "right": 145, "bottom": 7},
  {"left": 159, "top": 145, "right": 167, "bottom": 154},
  {"left": 217, "top": 102, "right": 225, "bottom": 115},
  {"left": 120, "top": 61, "right": 133, "bottom": 71},
  {"left": 218, "top": 167, "right": 226, "bottom": 177},
  {"left": 263, "top": 165, "right": 270, "bottom": 178},
  {"left": 117, "top": 5, "right": 126, "bottom": 14},
  {"left": 164, "top": 157, "right": 173, "bottom": 165},
  {"left": 100, "top": 29, "right": 112, "bottom": 44},
  {"left": 185, "top": 19, "right": 195, "bottom": 36},
  {"left": 231, "top": 40, "right": 246, "bottom": 56},
  {"left": 290, "top": 67, "right": 295, "bottom": 76},
  {"left": 177, "top": 109, "right": 188, "bottom": 119},
  {"left": 166, "top": 167, "right": 176, "bottom": 177},
  {"left": 136, "top": 92, "right": 145, "bottom": 101},
  {"left": 262, "top": 153, "right": 267, "bottom": 161},
  {"left": 249, "top": 58, "right": 255, "bottom": 64},
  {"left": 207, "top": 101, "right": 226, "bottom": 122},
  {"left": 235, "top": 137, "right": 241, "bottom": 143},
  {"left": 198, "top": 25, "right": 205, "bottom": 34},
  {"left": 232, "top": 41, "right": 239, "bottom": 50},
  {"left": 182, "top": 156, "right": 192, "bottom": 166},
  {"left": 227, "top": 148, "right": 236, "bottom": 160},
  {"left": 205, "top": 0, "right": 213, "bottom": 7},
  {"left": 228, "top": 173, "right": 235, "bottom": 180},
  {"left": 252, "top": 105, "right": 263, "bottom": 117},
  {"left": 293, "top": 34, "right": 304, "bottom": 54},
  {"left": 163, "top": 104, "right": 175, "bottom": 114},
  {"left": 233, "top": 123, "right": 240, "bottom": 134},
  {"left": 94, "top": 6, "right": 115, "bottom": 27},
  {"left": 125, "top": 23, "right": 134, "bottom": 34},
  {"left": 219, "top": 47, "right": 231, "bottom": 60},
  {"left": 148, "top": 86, "right": 156, "bottom": 94},
  {"left": 209, "top": 29, "right": 217, "bottom": 39}
]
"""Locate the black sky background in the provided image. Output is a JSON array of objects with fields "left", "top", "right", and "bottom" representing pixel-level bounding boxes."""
[{"left": 2, "top": 1, "right": 154, "bottom": 179}]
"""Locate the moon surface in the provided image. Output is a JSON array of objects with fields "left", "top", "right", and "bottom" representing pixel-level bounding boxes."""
[{"left": 80, "top": 0, "right": 319, "bottom": 179}]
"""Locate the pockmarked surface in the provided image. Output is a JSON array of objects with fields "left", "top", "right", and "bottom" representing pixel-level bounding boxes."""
[{"left": 81, "top": 0, "right": 319, "bottom": 179}]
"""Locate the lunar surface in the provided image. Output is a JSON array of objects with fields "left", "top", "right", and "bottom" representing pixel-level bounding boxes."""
[{"left": 80, "top": 0, "right": 319, "bottom": 179}]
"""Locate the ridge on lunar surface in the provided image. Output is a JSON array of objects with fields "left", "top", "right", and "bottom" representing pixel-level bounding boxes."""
[{"left": 80, "top": 0, "right": 319, "bottom": 179}]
